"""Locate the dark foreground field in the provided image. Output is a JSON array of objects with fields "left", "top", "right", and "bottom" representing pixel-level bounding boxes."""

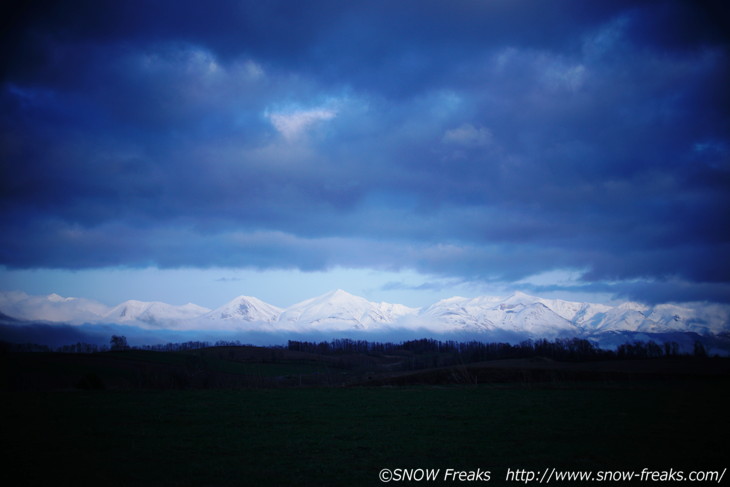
[
  {"left": 4, "top": 381, "right": 729, "bottom": 486},
  {"left": 3, "top": 348, "right": 729, "bottom": 486}
]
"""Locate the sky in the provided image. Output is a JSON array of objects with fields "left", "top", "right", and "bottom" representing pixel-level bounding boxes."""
[{"left": 1, "top": 0, "right": 729, "bottom": 309}]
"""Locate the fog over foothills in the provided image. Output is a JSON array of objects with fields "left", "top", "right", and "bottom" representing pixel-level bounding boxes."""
[{"left": 1, "top": 1, "right": 729, "bottom": 312}]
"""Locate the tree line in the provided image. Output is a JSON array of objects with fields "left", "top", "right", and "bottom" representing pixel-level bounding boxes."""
[
  {"left": 0, "top": 335, "right": 712, "bottom": 362},
  {"left": 286, "top": 337, "right": 702, "bottom": 366}
]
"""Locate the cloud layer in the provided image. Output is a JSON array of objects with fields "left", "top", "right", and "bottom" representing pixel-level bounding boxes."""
[{"left": 2, "top": 0, "right": 729, "bottom": 304}]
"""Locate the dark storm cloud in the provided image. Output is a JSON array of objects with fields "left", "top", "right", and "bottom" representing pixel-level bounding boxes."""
[{"left": 1, "top": 0, "right": 729, "bottom": 303}]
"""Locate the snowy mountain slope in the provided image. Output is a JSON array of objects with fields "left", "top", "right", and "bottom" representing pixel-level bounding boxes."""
[
  {"left": 195, "top": 296, "right": 283, "bottom": 330},
  {"left": 0, "top": 291, "right": 110, "bottom": 324},
  {"left": 202, "top": 295, "right": 282, "bottom": 322},
  {"left": 584, "top": 302, "right": 653, "bottom": 333},
  {"left": 278, "top": 289, "right": 418, "bottom": 331},
  {"left": 421, "top": 296, "right": 496, "bottom": 331},
  {"left": 0, "top": 289, "right": 727, "bottom": 336},
  {"left": 420, "top": 293, "right": 577, "bottom": 336},
  {"left": 103, "top": 300, "right": 211, "bottom": 328},
  {"left": 485, "top": 302, "right": 575, "bottom": 335},
  {"left": 645, "top": 303, "right": 730, "bottom": 335},
  {"left": 534, "top": 295, "right": 612, "bottom": 329}
]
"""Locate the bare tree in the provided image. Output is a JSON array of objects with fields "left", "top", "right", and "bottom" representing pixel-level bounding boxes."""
[{"left": 110, "top": 335, "right": 129, "bottom": 351}]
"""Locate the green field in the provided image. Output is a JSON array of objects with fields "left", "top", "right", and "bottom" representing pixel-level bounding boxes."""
[{"left": 4, "top": 381, "right": 728, "bottom": 486}]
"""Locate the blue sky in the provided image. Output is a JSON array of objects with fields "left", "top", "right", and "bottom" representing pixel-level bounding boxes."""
[{"left": 1, "top": 0, "right": 729, "bottom": 309}]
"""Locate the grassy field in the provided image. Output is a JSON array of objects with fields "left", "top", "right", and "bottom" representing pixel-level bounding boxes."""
[
  {"left": 2, "top": 348, "right": 347, "bottom": 389},
  {"left": 6, "top": 347, "right": 730, "bottom": 390},
  {"left": 4, "top": 381, "right": 728, "bottom": 486}
]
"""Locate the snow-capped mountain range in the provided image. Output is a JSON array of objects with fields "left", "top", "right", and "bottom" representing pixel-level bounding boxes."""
[{"left": 1, "top": 289, "right": 728, "bottom": 338}]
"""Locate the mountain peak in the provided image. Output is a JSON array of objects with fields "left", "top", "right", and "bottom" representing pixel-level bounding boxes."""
[
  {"left": 278, "top": 289, "right": 415, "bottom": 330},
  {"left": 229, "top": 295, "right": 263, "bottom": 303},
  {"left": 48, "top": 293, "right": 74, "bottom": 303},
  {"left": 325, "top": 288, "right": 356, "bottom": 298},
  {"left": 503, "top": 291, "right": 539, "bottom": 304},
  {"left": 204, "top": 295, "right": 282, "bottom": 323},
  {"left": 617, "top": 301, "right": 649, "bottom": 312},
  {"left": 303, "top": 289, "right": 365, "bottom": 306}
]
